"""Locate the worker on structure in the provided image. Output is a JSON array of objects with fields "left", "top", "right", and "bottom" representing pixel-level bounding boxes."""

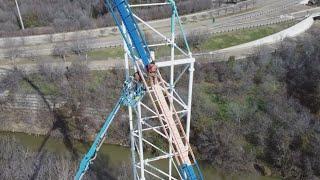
[
  {"left": 133, "top": 71, "right": 142, "bottom": 83},
  {"left": 147, "top": 61, "right": 158, "bottom": 85},
  {"left": 133, "top": 71, "right": 143, "bottom": 102}
]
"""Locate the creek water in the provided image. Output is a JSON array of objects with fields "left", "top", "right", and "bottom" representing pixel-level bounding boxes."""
[{"left": 0, "top": 131, "right": 280, "bottom": 180}]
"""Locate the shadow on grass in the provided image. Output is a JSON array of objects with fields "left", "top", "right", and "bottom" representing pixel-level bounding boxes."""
[
  {"left": 89, "top": 154, "right": 117, "bottom": 180},
  {"left": 1, "top": 67, "right": 117, "bottom": 179},
  {"left": 19, "top": 72, "right": 79, "bottom": 180}
]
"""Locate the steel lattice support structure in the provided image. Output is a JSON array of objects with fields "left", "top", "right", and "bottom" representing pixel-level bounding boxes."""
[
  {"left": 74, "top": 1, "right": 202, "bottom": 179},
  {"left": 122, "top": 2, "right": 196, "bottom": 179}
]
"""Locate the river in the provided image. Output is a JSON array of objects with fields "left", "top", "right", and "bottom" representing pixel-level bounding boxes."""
[{"left": 0, "top": 131, "right": 280, "bottom": 180}]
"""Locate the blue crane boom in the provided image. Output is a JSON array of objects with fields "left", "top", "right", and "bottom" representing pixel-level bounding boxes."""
[
  {"left": 75, "top": 0, "right": 203, "bottom": 179},
  {"left": 74, "top": 98, "right": 122, "bottom": 180},
  {"left": 75, "top": 78, "right": 144, "bottom": 180}
]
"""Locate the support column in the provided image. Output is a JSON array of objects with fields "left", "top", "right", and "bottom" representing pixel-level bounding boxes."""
[
  {"left": 169, "top": 8, "right": 175, "bottom": 180},
  {"left": 137, "top": 103, "right": 145, "bottom": 180},
  {"left": 186, "top": 62, "right": 194, "bottom": 141},
  {"left": 122, "top": 21, "right": 139, "bottom": 179},
  {"left": 125, "top": 53, "right": 138, "bottom": 180},
  {"left": 129, "top": 106, "right": 137, "bottom": 180}
]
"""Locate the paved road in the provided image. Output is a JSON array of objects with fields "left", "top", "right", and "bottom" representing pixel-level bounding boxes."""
[{"left": 0, "top": 0, "right": 312, "bottom": 58}]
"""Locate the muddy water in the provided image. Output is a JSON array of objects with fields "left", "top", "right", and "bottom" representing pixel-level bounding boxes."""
[{"left": 0, "top": 132, "right": 280, "bottom": 180}]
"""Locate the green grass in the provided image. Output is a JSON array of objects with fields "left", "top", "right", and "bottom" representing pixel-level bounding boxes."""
[
  {"left": 19, "top": 74, "right": 60, "bottom": 96},
  {"left": 88, "top": 71, "right": 107, "bottom": 92},
  {"left": 87, "top": 47, "right": 124, "bottom": 60},
  {"left": 24, "top": 13, "right": 42, "bottom": 28},
  {"left": 198, "top": 21, "right": 296, "bottom": 51},
  {"left": 83, "top": 21, "right": 296, "bottom": 60}
]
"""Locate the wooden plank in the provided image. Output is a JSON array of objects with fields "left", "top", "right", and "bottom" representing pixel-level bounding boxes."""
[{"left": 153, "top": 83, "right": 191, "bottom": 165}]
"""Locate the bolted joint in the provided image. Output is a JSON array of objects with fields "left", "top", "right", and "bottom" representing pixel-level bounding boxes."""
[
  {"left": 189, "top": 65, "right": 195, "bottom": 72},
  {"left": 169, "top": 84, "right": 175, "bottom": 91}
]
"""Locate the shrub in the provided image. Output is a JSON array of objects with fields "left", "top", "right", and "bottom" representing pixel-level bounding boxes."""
[{"left": 23, "top": 13, "right": 41, "bottom": 28}]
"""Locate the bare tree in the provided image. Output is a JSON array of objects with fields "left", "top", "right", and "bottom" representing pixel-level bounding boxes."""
[
  {"left": 53, "top": 43, "right": 69, "bottom": 61},
  {"left": 4, "top": 38, "right": 22, "bottom": 65},
  {"left": 71, "top": 34, "right": 90, "bottom": 56}
]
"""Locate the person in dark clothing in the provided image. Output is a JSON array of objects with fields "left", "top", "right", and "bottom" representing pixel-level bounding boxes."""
[{"left": 147, "top": 61, "right": 157, "bottom": 85}]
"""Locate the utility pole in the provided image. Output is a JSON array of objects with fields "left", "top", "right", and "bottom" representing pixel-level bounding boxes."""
[{"left": 15, "top": 0, "right": 25, "bottom": 30}]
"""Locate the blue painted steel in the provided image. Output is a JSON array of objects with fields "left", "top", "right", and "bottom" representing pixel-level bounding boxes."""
[
  {"left": 104, "top": 0, "right": 151, "bottom": 66},
  {"left": 75, "top": 79, "right": 145, "bottom": 180},
  {"left": 180, "top": 164, "right": 197, "bottom": 180},
  {"left": 122, "top": 77, "right": 145, "bottom": 107},
  {"left": 180, "top": 162, "right": 204, "bottom": 180},
  {"left": 194, "top": 161, "right": 204, "bottom": 180},
  {"left": 74, "top": 97, "right": 123, "bottom": 180}
]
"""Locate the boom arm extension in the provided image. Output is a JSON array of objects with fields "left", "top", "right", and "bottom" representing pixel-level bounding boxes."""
[
  {"left": 74, "top": 97, "right": 123, "bottom": 180},
  {"left": 75, "top": 78, "right": 144, "bottom": 180}
]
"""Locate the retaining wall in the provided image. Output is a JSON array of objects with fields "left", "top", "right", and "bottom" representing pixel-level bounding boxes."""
[{"left": 218, "top": 13, "right": 320, "bottom": 53}]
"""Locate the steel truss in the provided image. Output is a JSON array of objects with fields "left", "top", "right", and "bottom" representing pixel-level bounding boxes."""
[{"left": 122, "top": 2, "right": 196, "bottom": 179}]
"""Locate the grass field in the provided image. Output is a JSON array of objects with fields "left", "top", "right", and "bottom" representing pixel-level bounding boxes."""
[
  {"left": 87, "top": 47, "right": 124, "bottom": 60},
  {"left": 56, "top": 21, "right": 297, "bottom": 61},
  {"left": 198, "top": 21, "right": 296, "bottom": 51}
]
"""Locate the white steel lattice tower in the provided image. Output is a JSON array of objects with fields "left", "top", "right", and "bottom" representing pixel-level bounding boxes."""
[{"left": 121, "top": 2, "right": 197, "bottom": 180}]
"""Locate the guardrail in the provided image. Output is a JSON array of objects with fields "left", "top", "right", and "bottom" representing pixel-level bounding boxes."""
[{"left": 0, "top": 0, "right": 310, "bottom": 59}]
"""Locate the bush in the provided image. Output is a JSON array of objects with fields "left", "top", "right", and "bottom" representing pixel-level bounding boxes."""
[
  {"left": 189, "top": 29, "right": 320, "bottom": 177},
  {"left": 23, "top": 13, "right": 42, "bottom": 28}
]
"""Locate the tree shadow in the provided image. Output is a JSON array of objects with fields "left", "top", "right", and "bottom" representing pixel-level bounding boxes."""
[
  {"left": 88, "top": 154, "right": 117, "bottom": 180},
  {"left": 4, "top": 67, "right": 114, "bottom": 179},
  {"left": 20, "top": 73, "right": 79, "bottom": 179}
]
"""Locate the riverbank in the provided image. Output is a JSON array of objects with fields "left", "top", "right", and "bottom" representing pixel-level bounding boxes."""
[{"left": 0, "top": 131, "right": 280, "bottom": 180}]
